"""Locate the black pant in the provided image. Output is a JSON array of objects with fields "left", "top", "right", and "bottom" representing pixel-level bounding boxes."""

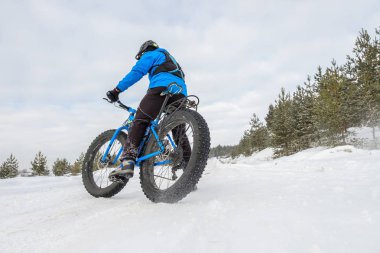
[{"left": 121, "top": 86, "right": 185, "bottom": 161}]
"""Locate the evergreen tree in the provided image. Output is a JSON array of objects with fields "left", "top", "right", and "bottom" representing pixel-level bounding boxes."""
[
  {"left": 52, "top": 158, "right": 71, "bottom": 176},
  {"left": 291, "top": 84, "right": 318, "bottom": 150},
  {"left": 265, "top": 104, "right": 275, "bottom": 130},
  {"left": 314, "top": 60, "right": 353, "bottom": 145},
  {"left": 215, "top": 27, "right": 380, "bottom": 158},
  {"left": 228, "top": 130, "right": 250, "bottom": 158},
  {"left": 209, "top": 145, "right": 236, "bottom": 158},
  {"left": 209, "top": 145, "right": 223, "bottom": 157},
  {"left": 266, "top": 88, "right": 296, "bottom": 157},
  {"left": 237, "top": 130, "right": 252, "bottom": 156},
  {"left": 231, "top": 114, "right": 270, "bottom": 157},
  {"left": 30, "top": 151, "right": 49, "bottom": 176},
  {"left": 230, "top": 147, "right": 241, "bottom": 158},
  {"left": 265, "top": 104, "right": 275, "bottom": 147},
  {"left": 71, "top": 153, "right": 84, "bottom": 175},
  {"left": 247, "top": 113, "right": 269, "bottom": 152},
  {"left": 341, "top": 62, "right": 363, "bottom": 127},
  {"left": 347, "top": 28, "right": 380, "bottom": 146},
  {"left": 0, "top": 154, "right": 19, "bottom": 179}
]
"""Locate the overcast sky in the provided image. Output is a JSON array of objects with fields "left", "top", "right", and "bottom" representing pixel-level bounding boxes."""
[{"left": 1, "top": 0, "right": 379, "bottom": 169}]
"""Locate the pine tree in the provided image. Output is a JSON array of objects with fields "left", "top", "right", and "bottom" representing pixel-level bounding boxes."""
[
  {"left": 209, "top": 145, "right": 236, "bottom": 158},
  {"left": 231, "top": 114, "right": 270, "bottom": 157},
  {"left": 265, "top": 104, "right": 275, "bottom": 147},
  {"left": 291, "top": 84, "right": 318, "bottom": 150},
  {"left": 237, "top": 130, "right": 252, "bottom": 156},
  {"left": 265, "top": 104, "right": 275, "bottom": 130},
  {"left": 224, "top": 27, "right": 380, "bottom": 157},
  {"left": 341, "top": 62, "right": 363, "bottom": 127},
  {"left": 247, "top": 113, "right": 269, "bottom": 152},
  {"left": 347, "top": 28, "right": 380, "bottom": 147},
  {"left": 30, "top": 151, "right": 49, "bottom": 176},
  {"left": 52, "top": 158, "right": 71, "bottom": 176},
  {"left": 71, "top": 153, "right": 84, "bottom": 175},
  {"left": 210, "top": 145, "right": 223, "bottom": 157},
  {"left": 266, "top": 88, "right": 296, "bottom": 157},
  {"left": 0, "top": 154, "right": 19, "bottom": 179},
  {"left": 314, "top": 61, "right": 353, "bottom": 145}
]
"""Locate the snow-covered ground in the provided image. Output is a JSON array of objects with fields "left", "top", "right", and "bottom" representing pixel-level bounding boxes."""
[{"left": 1, "top": 146, "right": 379, "bottom": 253}]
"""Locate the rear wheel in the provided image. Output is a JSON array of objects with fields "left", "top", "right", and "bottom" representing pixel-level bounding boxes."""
[
  {"left": 140, "top": 109, "right": 210, "bottom": 203},
  {"left": 82, "top": 130, "right": 128, "bottom": 198}
]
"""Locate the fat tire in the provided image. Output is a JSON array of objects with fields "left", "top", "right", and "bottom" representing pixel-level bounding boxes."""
[
  {"left": 140, "top": 109, "right": 210, "bottom": 203},
  {"left": 82, "top": 129, "right": 128, "bottom": 198}
]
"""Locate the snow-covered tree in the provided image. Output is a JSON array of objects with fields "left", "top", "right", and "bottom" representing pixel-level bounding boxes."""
[
  {"left": 266, "top": 88, "right": 296, "bottom": 157},
  {"left": 30, "top": 151, "right": 49, "bottom": 176},
  {"left": 0, "top": 154, "right": 19, "bottom": 179},
  {"left": 291, "top": 84, "right": 318, "bottom": 150},
  {"left": 314, "top": 60, "right": 354, "bottom": 145},
  {"left": 52, "top": 158, "right": 71, "bottom": 176},
  {"left": 347, "top": 28, "right": 380, "bottom": 147},
  {"left": 247, "top": 113, "right": 269, "bottom": 152},
  {"left": 71, "top": 153, "right": 84, "bottom": 175}
]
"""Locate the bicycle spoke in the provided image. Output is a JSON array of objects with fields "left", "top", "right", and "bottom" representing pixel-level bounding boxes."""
[
  {"left": 151, "top": 119, "right": 194, "bottom": 191},
  {"left": 92, "top": 139, "right": 122, "bottom": 189},
  {"left": 154, "top": 174, "right": 174, "bottom": 180}
]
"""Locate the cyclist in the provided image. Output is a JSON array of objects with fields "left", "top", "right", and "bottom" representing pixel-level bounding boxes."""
[{"left": 106, "top": 40, "right": 187, "bottom": 180}]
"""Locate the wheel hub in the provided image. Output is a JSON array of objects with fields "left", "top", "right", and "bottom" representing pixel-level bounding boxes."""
[{"left": 169, "top": 146, "right": 183, "bottom": 166}]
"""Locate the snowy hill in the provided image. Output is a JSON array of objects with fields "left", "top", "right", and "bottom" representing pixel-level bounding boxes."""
[{"left": 1, "top": 146, "right": 379, "bottom": 253}]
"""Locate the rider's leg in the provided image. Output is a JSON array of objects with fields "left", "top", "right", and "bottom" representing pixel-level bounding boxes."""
[
  {"left": 172, "top": 124, "right": 192, "bottom": 166},
  {"left": 111, "top": 87, "right": 183, "bottom": 179},
  {"left": 171, "top": 124, "right": 196, "bottom": 191}
]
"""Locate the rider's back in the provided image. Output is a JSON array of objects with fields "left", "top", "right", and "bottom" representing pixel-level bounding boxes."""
[{"left": 118, "top": 48, "right": 187, "bottom": 96}]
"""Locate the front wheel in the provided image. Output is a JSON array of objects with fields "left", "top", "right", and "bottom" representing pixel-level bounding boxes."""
[
  {"left": 140, "top": 109, "right": 211, "bottom": 203},
  {"left": 82, "top": 129, "right": 128, "bottom": 198}
]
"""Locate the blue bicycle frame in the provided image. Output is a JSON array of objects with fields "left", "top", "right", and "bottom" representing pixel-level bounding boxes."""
[
  {"left": 100, "top": 106, "right": 177, "bottom": 168},
  {"left": 101, "top": 83, "right": 182, "bottom": 168}
]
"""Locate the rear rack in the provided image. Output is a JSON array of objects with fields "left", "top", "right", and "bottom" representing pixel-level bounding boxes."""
[{"left": 165, "top": 95, "right": 200, "bottom": 114}]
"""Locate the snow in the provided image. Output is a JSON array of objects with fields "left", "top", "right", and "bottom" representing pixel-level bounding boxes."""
[
  {"left": 348, "top": 127, "right": 380, "bottom": 149},
  {"left": 1, "top": 146, "right": 380, "bottom": 253},
  {"left": 350, "top": 126, "right": 380, "bottom": 140}
]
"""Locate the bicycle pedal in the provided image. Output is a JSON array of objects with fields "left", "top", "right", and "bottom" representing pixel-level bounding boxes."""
[{"left": 109, "top": 175, "right": 128, "bottom": 184}]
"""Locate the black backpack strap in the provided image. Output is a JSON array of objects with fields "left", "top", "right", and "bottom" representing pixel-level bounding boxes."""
[{"left": 152, "top": 51, "right": 185, "bottom": 79}]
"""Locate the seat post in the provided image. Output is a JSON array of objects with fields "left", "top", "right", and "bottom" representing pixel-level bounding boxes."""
[{"left": 157, "top": 94, "right": 171, "bottom": 121}]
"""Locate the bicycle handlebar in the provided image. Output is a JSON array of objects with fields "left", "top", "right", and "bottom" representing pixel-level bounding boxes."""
[
  {"left": 103, "top": 98, "right": 135, "bottom": 113},
  {"left": 103, "top": 83, "right": 182, "bottom": 113}
]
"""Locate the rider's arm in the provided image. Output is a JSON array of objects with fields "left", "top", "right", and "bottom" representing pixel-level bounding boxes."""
[{"left": 116, "top": 52, "right": 156, "bottom": 92}]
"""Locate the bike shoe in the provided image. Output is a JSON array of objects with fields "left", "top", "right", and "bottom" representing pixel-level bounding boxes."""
[{"left": 108, "top": 159, "right": 135, "bottom": 180}]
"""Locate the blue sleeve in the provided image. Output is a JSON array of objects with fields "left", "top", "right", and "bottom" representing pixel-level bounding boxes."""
[{"left": 116, "top": 52, "right": 156, "bottom": 92}]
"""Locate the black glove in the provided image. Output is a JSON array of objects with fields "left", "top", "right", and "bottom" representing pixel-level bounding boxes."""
[{"left": 106, "top": 88, "right": 121, "bottom": 102}]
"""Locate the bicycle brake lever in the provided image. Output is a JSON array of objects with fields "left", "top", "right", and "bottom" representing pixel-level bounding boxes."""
[{"left": 103, "top": 97, "right": 113, "bottom": 103}]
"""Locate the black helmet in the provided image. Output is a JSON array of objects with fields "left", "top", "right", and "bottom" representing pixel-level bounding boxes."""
[{"left": 135, "top": 40, "right": 159, "bottom": 60}]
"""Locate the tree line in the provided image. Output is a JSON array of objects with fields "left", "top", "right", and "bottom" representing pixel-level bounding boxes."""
[
  {"left": 210, "top": 28, "right": 380, "bottom": 158},
  {"left": 0, "top": 152, "right": 84, "bottom": 179}
]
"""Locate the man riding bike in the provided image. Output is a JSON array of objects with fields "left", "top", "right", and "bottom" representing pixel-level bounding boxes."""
[{"left": 106, "top": 40, "right": 187, "bottom": 180}]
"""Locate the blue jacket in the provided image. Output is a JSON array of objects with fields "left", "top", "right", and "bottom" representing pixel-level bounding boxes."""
[{"left": 116, "top": 48, "right": 187, "bottom": 96}]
